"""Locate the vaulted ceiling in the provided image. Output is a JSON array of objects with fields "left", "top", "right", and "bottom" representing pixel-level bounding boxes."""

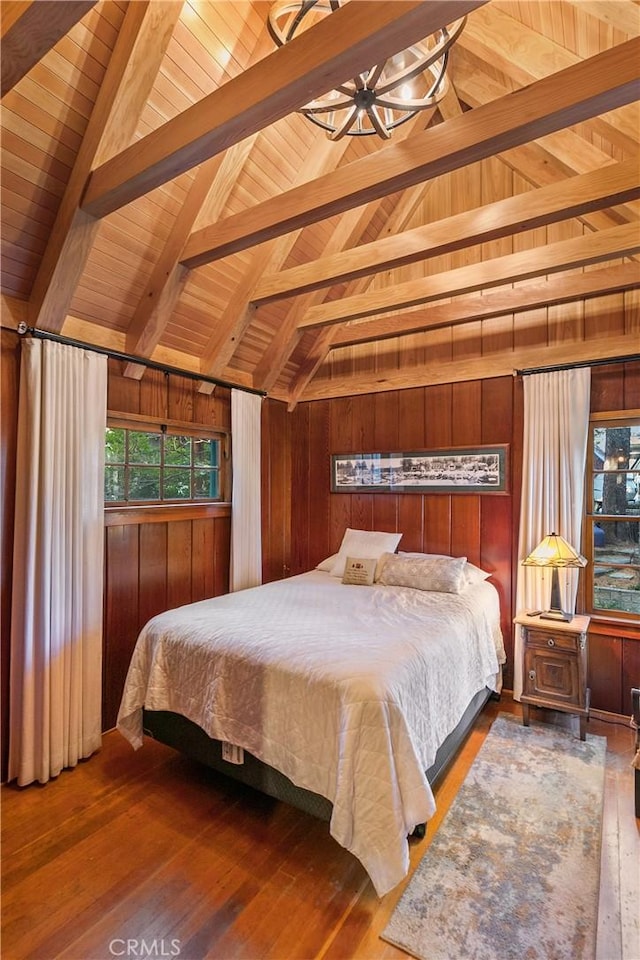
[{"left": 1, "top": 0, "right": 639, "bottom": 406}]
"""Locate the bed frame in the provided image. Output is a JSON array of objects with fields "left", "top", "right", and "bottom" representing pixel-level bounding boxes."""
[{"left": 142, "top": 685, "right": 496, "bottom": 833}]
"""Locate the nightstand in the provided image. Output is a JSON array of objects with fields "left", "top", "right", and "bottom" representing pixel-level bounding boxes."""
[{"left": 515, "top": 612, "right": 591, "bottom": 740}]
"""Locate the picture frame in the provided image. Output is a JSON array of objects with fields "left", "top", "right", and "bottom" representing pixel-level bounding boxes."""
[{"left": 331, "top": 445, "right": 509, "bottom": 494}]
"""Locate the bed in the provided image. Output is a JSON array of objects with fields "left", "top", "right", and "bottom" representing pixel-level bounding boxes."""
[{"left": 117, "top": 559, "right": 505, "bottom": 897}]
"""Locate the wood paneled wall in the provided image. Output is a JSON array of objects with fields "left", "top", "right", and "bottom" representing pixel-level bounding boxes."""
[
  {"left": 102, "top": 361, "right": 233, "bottom": 730},
  {"left": 262, "top": 360, "right": 640, "bottom": 710},
  {"left": 1, "top": 331, "right": 638, "bottom": 779},
  {"left": 264, "top": 378, "right": 519, "bottom": 689}
]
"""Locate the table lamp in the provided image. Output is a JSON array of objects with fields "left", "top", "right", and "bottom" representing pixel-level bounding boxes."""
[{"left": 522, "top": 532, "right": 587, "bottom": 622}]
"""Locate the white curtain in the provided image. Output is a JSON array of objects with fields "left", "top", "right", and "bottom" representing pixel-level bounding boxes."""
[
  {"left": 230, "top": 389, "right": 262, "bottom": 592},
  {"left": 513, "top": 367, "right": 591, "bottom": 699},
  {"left": 9, "top": 339, "right": 107, "bottom": 785}
]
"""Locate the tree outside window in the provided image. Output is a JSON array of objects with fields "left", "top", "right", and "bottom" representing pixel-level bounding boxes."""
[{"left": 105, "top": 427, "right": 223, "bottom": 504}]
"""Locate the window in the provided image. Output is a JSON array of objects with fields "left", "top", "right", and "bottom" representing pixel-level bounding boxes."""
[
  {"left": 105, "top": 423, "right": 226, "bottom": 504},
  {"left": 585, "top": 414, "right": 640, "bottom": 619}
]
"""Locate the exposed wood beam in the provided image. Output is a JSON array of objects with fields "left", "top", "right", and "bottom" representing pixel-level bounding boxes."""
[
  {"left": 451, "top": 50, "right": 638, "bottom": 218},
  {"left": 199, "top": 134, "right": 352, "bottom": 380},
  {"left": 253, "top": 160, "right": 640, "bottom": 303},
  {"left": 298, "top": 333, "right": 640, "bottom": 403},
  {"left": 458, "top": 2, "right": 638, "bottom": 154},
  {"left": 1, "top": 0, "right": 95, "bottom": 97},
  {"left": 28, "top": 1, "right": 183, "bottom": 333},
  {"left": 181, "top": 38, "right": 640, "bottom": 267},
  {"left": 298, "top": 223, "right": 640, "bottom": 329},
  {"left": 328, "top": 264, "right": 640, "bottom": 348},
  {"left": 252, "top": 110, "right": 440, "bottom": 393},
  {"left": 81, "top": 1, "right": 484, "bottom": 218},
  {"left": 124, "top": 136, "right": 260, "bottom": 376}
]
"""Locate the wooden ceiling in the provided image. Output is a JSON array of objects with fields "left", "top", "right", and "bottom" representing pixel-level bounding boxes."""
[{"left": 1, "top": 0, "right": 639, "bottom": 406}]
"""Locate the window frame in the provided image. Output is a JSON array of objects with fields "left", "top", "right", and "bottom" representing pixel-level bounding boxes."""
[
  {"left": 583, "top": 409, "right": 640, "bottom": 623},
  {"left": 105, "top": 412, "right": 230, "bottom": 507}
]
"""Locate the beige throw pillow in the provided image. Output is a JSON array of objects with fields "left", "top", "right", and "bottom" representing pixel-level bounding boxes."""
[
  {"left": 377, "top": 554, "right": 468, "bottom": 594},
  {"left": 342, "top": 556, "right": 377, "bottom": 586}
]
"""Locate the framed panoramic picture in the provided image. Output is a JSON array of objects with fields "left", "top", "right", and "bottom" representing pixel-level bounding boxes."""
[{"left": 331, "top": 445, "right": 509, "bottom": 494}]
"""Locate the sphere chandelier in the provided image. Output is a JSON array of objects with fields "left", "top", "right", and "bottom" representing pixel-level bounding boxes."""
[{"left": 267, "top": 0, "right": 466, "bottom": 140}]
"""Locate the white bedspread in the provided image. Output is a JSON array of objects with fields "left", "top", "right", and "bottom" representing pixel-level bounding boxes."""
[{"left": 117, "top": 570, "right": 505, "bottom": 896}]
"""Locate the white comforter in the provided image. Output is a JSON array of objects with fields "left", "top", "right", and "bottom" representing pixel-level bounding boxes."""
[{"left": 117, "top": 570, "right": 504, "bottom": 896}]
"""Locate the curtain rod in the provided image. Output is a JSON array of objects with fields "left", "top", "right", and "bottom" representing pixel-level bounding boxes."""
[
  {"left": 14, "top": 322, "right": 267, "bottom": 397},
  {"left": 515, "top": 354, "right": 640, "bottom": 377}
]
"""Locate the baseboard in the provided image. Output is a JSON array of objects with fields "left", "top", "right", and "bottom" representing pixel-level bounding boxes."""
[{"left": 590, "top": 707, "right": 630, "bottom": 725}]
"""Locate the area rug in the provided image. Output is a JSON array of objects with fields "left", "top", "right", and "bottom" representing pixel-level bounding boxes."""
[{"left": 381, "top": 713, "right": 607, "bottom": 960}]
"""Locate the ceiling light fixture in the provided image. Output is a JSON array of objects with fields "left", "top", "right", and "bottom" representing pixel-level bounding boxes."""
[{"left": 267, "top": 0, "right": 466, "bottom": 140}]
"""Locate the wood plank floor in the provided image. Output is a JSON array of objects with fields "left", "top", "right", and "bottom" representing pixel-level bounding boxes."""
[{"left": 2, "top": 699, "right": 638, "bottom": 960}]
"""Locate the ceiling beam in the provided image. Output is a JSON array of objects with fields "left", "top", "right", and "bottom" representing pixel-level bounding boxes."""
[
  {"left": 28, "top": 1, "right": 183, "bottom": 333},
  {"left": 328, "top": 264, "right": 640, "bottom": 348},
  {"left": 1, "top": 0, "right": 95, "bottom": 97},
  {"left": 252, "top": 160, "right": 640, "bottom": 303},
  {"left": 181, "top": 37, "right": 640, "bottom": 267},
  {"left": 198, "top": 134, "right": 352, "bottom": 380},
  {"left": 298, "top": 223, "right": 640, "bottom": 329},
  {"left": 298, "top": 333, "right": 640, "bottom": 403},
  {"left": 123, "top": 137, "right": 259, "bottom": 376},
  {"left": 439, "top": 71, "right": 637, "bottom": 235},
  {"left": 458, "top": 2, "right": 638, "bottom": 154},
  {"left": 252, "top": 110, "right": 440, "bottom": 394},
  {"left": 80, "top": 1, "right": 484, "bottom": 218}
]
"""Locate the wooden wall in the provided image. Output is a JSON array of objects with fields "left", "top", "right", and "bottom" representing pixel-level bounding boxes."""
[
  {"left": 1, "top": 330, "right": 639, "bottom": 779},
  {"left": 262, "top": 361, "right": 640, "bottom": 710},
  {"left": 264, "top": 377, "right": 520, "bottom": 690},
  {"left": 102, "top": 361, "right": 233, "bottom": 730}
]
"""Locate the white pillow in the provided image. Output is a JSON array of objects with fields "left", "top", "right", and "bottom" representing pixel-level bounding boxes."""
[
  {"left": 330, "top": 528, "right": 402, "bottom": 578},
  {"left": 465, "top": 562, "right": 492, "bottom": 584},
  {"left": 316, "top": 553, "right": 339, "bottom": 572},
  {"left": 378, "top": 554, "right": 468, "bottom": 594}
]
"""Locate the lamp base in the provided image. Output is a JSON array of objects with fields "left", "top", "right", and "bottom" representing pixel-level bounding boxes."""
[{"left": 539, "top": 609, "right": 573, "bottom": 622}]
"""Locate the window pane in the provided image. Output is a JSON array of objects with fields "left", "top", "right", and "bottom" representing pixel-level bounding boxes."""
[
  {"left": 593, "top": 472, "right": 640, "bottom": 515},
  {"left": 194, "top": 468, "right": 218, "bottom": 499},
  {"left": 129, "top": 467, "right": 160, "bottom": 500},
  {"left": 129, "top": 431, "right": 161, "bottom": 465},
  {"left": 594, "top": 519, "right": 639, "bottom": 559},
  {"left": 194, "top": 438, "right": 218, "bottom": 467},
  {"left": 164, "top": 435, "right": 191, "bottom": 466},
  {"left": 163, "top": 467, "right": 191, "bottom": 499},
  {"left": 593, "top": 519, "right": 640, "bottom": 613},
  {"left": 593, "top": 562, "right": 640, "bottom": 616},
  {"left": 105, "top": 465, "right": 125, "bottom": 501},
  {"left": 594, "top": 424, "right": 640, "bottom": 469},
  {"left": 105, "top": 428, "right": 125, "bottom": 464}
]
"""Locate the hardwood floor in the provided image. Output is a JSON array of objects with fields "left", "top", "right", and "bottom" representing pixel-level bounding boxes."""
[{"left": 2, "top": 700, "right": 638, "bottom": 960}]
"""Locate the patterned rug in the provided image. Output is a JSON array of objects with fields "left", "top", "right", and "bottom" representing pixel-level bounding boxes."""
[{"left": 381, "top": 713, "right": 607, "bottom": 960}]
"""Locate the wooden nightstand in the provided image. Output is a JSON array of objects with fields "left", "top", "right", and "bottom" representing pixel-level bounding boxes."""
[{"left": 515, "top": 612, "right": 591, "bottom": 740}]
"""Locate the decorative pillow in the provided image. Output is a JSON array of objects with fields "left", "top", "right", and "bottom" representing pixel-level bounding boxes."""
[
  {"left": 330, "top": 528, "right": 402, "bottom": 578},
  {"left": 378, "top": 554, "right": 468, "bottom": 594},
  {"left": 342, "top": 556, "right": 377, "bottom": 586},
  {"left": 316, "top": 553, "right": 339, "bottom": 572},
  {"left": 398, "top": 552, "right": 490, "bottom": 586}
]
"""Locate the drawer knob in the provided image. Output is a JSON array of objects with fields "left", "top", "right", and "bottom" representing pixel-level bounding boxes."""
[
  {"left": 547, "top": 638, "right": 555, "bottom": 647},
  {"left": 528, "top": 670, "right": 536, "bottom": 680}
]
